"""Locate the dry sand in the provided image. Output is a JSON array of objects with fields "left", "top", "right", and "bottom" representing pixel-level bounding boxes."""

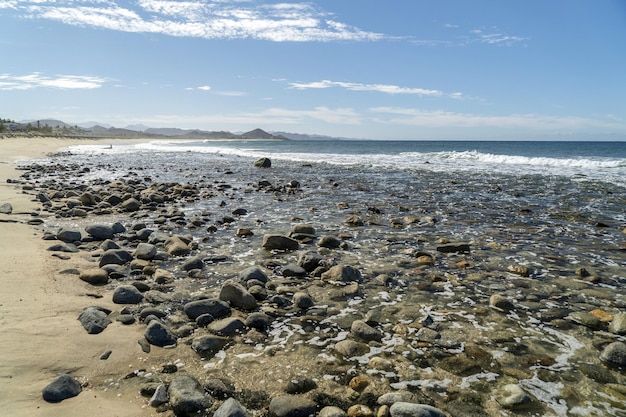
[{"left": 0, "top": 137, "right": 161, "bottom": 417}]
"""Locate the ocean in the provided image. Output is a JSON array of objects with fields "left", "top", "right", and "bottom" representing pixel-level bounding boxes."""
[{"left": 23, "top": 138, "right": 626, "bottom": 416}]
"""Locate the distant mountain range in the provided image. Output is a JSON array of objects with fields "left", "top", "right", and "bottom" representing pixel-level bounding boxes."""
[{"left": 8, "top": 118, "right": 348, "bottom": 141}]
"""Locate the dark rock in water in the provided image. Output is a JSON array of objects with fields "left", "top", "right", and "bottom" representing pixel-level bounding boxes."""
[
  {"left": 268, "top": 395, "right": 317, "bottom": 417},
  {"left": 609, "top": 313, "right": 626, "bottom": 335},
  {"left": 568, "top": 311, "right": 602, "bottom": 330},
  {"left": 145, "top": 321, "right": 177, "bottom": 347},
  {"left": 184, "top": 298, "right": 231, "bottom": 320},
  {"left": 293, "top": 292, "right": 314, "bottom": 310},
  {"left": 99, "top": 249, "right": 133, "bottom": 267},
  {"left": 165, "top": 236, "right": 191, "bottom": 256},
  {"left": 441, "top": 400, "right": 490, "bottom": 417},
  {"left": 85, "top": 224, "right": 115, "bottom": 240},
  {"left": 168, "top": 375, "right": 212, "bottom": 416},
  {"left": 204, "top": 378, "right": 235, "bottom": 399},
  {"left": 214, "top": 397, "right": 251, "bottom": 417},
  {"left": 262, "top": 234, "right": 299, "bottom": 251},
  {"left": 318, "top": 235, "right": 342, "bottom": 249},
  {"left": 286, "top": 379, "right": 317, "bottom": 395},
  {"left": 47, "top": 242, "right": 79, "bottom": 253},
  {"left": 389, "top": 403, "right": 446, "bottom": 417},
  {"left": 254, "top": 157, "right": 271, "bottom": 168},
  {"left": 182, "top": 255, "right": 205, "bottom": 272},
  {"left": 495, "top": 384, "right": 533, "bottom": 410},
  {"left": 245, "top": 312, "right": 273, "bottom": 331},
  {"left": 77, "top": 307, "right": 111, "bottom": 334},
  {"left": 579, "top": 362, "right": 617, "bottom": 384},
  {"left": 321, "top": 264, "right": 362, "bottom": 283},
  {"left": 297, "top": 252, "right": 323, "bottom": 272},
  {"left": 121, "top": 197, "right": 141, "bottom": 212},
  {"left": 600, "top": 341, "right": 626, "bottom": 368},
  {"left": 192, "top": 335, "right": 229, "bottom": 358},
  {"left": 282, "top": 263, "right": 307, "bottom": 277},
  {"left": 209, "top": 317, "right": 246, "bottom": 336},
  {"left": 112, "top": 285, "right": 144, "bottom": 304},
  {"left": 219, "top": 281, "right": 258, "bottom": 310},
  {"left": 79, "top": 268, "right": 109, "bottom": 285},
  {"left": 290, "top": 223, "right": 316, "bottom": 237},
  {"left": 42, "top": 374, "right": 82, "bottom": 403},
  {"left": 239, "top": 266, "right": 269, "bottom": 284},
  {"left": 350, "top": 320, "right": 382, "bottom": 342},
  {"left": 344, "top": 215, "right": 364, "bottom": 226},
  {"left": 436, "top": 243, "right": 470, "bottom": 254},
  {"left": 134, "top": 243, "right": 157, "bottom": 260},
  {"left": 0, "top": 202, "right": 13, "bottom": 214},
  {"left": 489, "top": 294, "right": 515, "bottom": 313},
  {"left": 56, "top": 227, "right": 82, "bottom": 243}
]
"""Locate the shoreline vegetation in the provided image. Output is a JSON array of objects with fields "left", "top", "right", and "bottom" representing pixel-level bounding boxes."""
[{"left": 1, "top": 136, "right": 625, "bottom": 417}]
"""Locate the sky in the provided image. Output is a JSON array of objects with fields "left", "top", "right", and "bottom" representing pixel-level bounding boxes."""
[{"left": 1, "top": 0, "right": 625, "bottom": 140}]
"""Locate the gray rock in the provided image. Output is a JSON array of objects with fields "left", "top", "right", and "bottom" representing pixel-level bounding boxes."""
[
  {"left": 268, "top": 395, "right": 317, "bottom": 417},
  {"left": 168, "top": 375, "right": 211, "bottom": 416},
  {"left": 319, "top": 406, "right": 347, "bottom": 417},
  {"left": 334, "top": 339, "right": 369, "bottom": 358},
  {"left": 389, "top": 403, "right": 446, "bottom": 417},
  {"left": 318, "top": 235, "right": 342, "bottom": 249},
  {"left": 165, "top": 236, "right": 191, "bottom": 256},
  {"left": 149, "top": 384, "right": 169, "bottom": 407},
  {"left": 78, "top": 268, "right": 109, "bottom": 285},
  {"left": 609, "top": 313, "right": 626, "bottom": 335},
  {"left": 100, "top": 239, "right": 120, "bottom": 251},
  {"left": 182, "top": 255, "right": 205, "bottom": 271},
  {"left": 282, "top": 263, "right": 307, "bottom": 277},
  {"left": 85, "top": 224, "right": 115, "bottom": 240},
  {"left": 121, "top": 197, "right": 141, "bottom": 212},
  {"left": 245, "top": 312, "right": 273, "bottom": 331},
  {"left": 99, "top": 249, "right": 133, "bottom": 267},
  {"left": 47, "top": 242, "right": 79, "bottom": 253},
  {"left": 568, "top": 311, "right": 602, "bottom": 330},
  {"left": 134, "top": 243, "right": 157, "bottom": 260},
  {"left": 600, "top": 341, "right": 626, "bottom": 368},
  {"left": 321, "top": 264, "right": 362, "bottom": 283},
  {"left": 435, "top": 243, "right": 470, "bottom": 253},
  {"left": 219, "top": 280, "right": 257, "bottom": 310},
  {"left": 378, "top": 391, "right": 421, "bottom": 405},
  {"left": 144, "top": 321, "right": 177, "bottom": 347},
  {"left": 192, "top": 335, "right": 229, "bottom": 358},
  {"left": 112, "top": 285, "right": 144, "bottom": 304},
  {"left": 56, "top": 227, "right": 82, "bottom": 243},
  {"left": 239, "top": 266, "right": 269, "bottom": 284},
  {"left": 254, "top": 157, "right": 271, "bottom": 168},
  {"left": 579, "top": 362, "right": 617, "bottom": 384},
  {"left": 262, "top": 234, "right": 299, "bottom": 251},
  {"left": 297, "top": 252, "right": 323, "bottom": 272},
  {"left": 495, "top": 384, "right": 533, "bottom": 410},
  {"left": 489, "top": 294, "right": 515, "bottom": 313},
  {"left": 351, "top": 320, "right": 382, "bottom": 342},
  {"left": 42, "top": 374, "right": 82, "bottom": 403},
  {"left": 214, "top": 397, "right": 251, "bottom": 417},
  {"left": 293, "top": 292, "right": 314, "bottom": 310},
  {"left": 208, "top": 317, "right": 246, "bottom": 336},
  {"left": 77, "top": 307, "right": 111, "bottom": 334},
  {"left": 0, "top": 202, "right": 13, "bottom": 214},
  {"left": 183, "top": 299, "right": 231, "bottom": 320}
]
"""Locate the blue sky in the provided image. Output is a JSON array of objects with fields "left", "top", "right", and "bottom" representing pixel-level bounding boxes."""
[{"left": 1, "top": 0, "right": 625, "bottom": 140}]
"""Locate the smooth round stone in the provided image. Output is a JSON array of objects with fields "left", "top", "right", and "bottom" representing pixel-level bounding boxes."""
[
  {"left": 489, "top": 294, "right": 515, "bottom": 313},
  {"left": 319, "top": 406, "right": 347, "bottom": 417},
  {"left": 293, "top": 292, "right": 314, "bottom": 310},
  {"left": 495, "top": 384, "right": 533, "bottom": 409},
  {"left": 568, "top": 311, "right": 602, "bottom": 330},
  {"left": 351, "top": 320, "right": 382, "bottom": 342},
  {"left": 112, "top": 285, "right": 144, "bottom": 304},
  {"left": 42, "top": 374, "right": 82, "bottom": 403},
  {"left": 389, "top": 402, "right": 446, "bottom": 417},
  {"left": 609, "top": 313, "right": 626, "bottom": 335},
  {"left": 600, "top": 341, "right": 626, "bottom": 368},
  {"left": 347, "top": 404, "right": 374, "bottom": 417}
]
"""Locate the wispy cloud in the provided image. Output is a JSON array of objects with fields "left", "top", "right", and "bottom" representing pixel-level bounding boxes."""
[
  {"left": 369, "top": 107, "right": 625, "bottom": 130},
  {"left": 0, "top": 72, "right": 107, "bottom": 90},
  {"left": 10, "top": 0, "right": 385, "bottom": 42},
  {"left": 289, "top": 80, "right": 444, "bottom": 96},
  {"left": 470, "top": 28, "right": 528, "bottom": 46},
  {"left": 411, "top": 24, "right": 528, "bottom": 47}
]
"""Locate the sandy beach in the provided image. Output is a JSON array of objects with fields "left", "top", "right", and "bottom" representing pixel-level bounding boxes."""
[{"left": 0, "top": 137, "right": 157, "bottom": 417}]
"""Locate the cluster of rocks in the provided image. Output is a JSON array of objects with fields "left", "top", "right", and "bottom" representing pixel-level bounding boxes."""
[{"left": 12, "top": 153, "right": 626, "bottom": 417}]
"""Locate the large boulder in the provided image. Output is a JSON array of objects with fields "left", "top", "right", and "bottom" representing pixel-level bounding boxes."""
[
  {"left": 77, "top": 307, "right": 111, "bottom": 334},
  {"left": 145, "top": 321, "right": 177, "bottom": 347},
  {"left": 321, "top": 265, "right": 362, "bottom": 283},
  {"left": 183, "top": 299, "right": 231, "bottom": 320},
  {"left": 219, "top": 281, "right": 257, "bottom": 310},
  {"left": 165, "top": 236, "right": 191, "bottom": 256},
  {"left": 112, "top": 285, "right": 144, "bottom": 304},
  {"left": 85, "top": 224, "right": 115, "bottom": 240},
  {"left": 262, "top": 234, "right": 299, "bottom": 251},
  {"left": 99, "top": 249, "right": 133, "bottom": 267},
  {"left": 56, "top": 227, "right": 82, "bottom": 243},
  {"left": 79, "top": 268, "right": 109, "bottom": 285},
  {"left": 238, "top": 266, "right": 269, "bottom": 284}
]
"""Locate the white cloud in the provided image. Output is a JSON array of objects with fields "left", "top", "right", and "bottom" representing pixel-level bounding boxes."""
[
  {"left": 289, "top": 80, "right": 444, "bottom": 96},
  {"left": 0, "top": 72, "right": 107, "bottom": 90},
  {"left": 14, "top": 0, "right": 385, "bottom": 42},
  {"left": 197, "top": 85, "right": 211, "bottom": 91},
  {"left": 369, "top": 107, "right": 626, "bottom": 130}
]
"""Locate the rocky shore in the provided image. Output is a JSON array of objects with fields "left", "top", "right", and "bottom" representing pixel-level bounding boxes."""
[{"left": 3, "top": 142, "right": 626, "bottom": 417}]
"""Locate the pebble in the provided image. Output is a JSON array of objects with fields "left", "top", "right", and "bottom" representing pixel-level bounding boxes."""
[
  {"left": 389, "top": 403, "right": 446, "bottom": 417},
  {"left": 608, "top": 313, "right": 626, "bottom": 335},
  {"left": 268, "top": 395, "right": 317, "bottom": 417},
  {"left": 599, "top": 341, "right": 626, "bottom": 368}
]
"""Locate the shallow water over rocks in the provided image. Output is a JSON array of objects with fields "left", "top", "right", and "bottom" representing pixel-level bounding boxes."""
[{"left": 13, "top": 148, "right": 626, "bottom": 416}]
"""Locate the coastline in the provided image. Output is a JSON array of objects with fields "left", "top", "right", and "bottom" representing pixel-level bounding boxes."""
[{"left": 0, "top": 137, "right": 156, "bottom": 417}]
